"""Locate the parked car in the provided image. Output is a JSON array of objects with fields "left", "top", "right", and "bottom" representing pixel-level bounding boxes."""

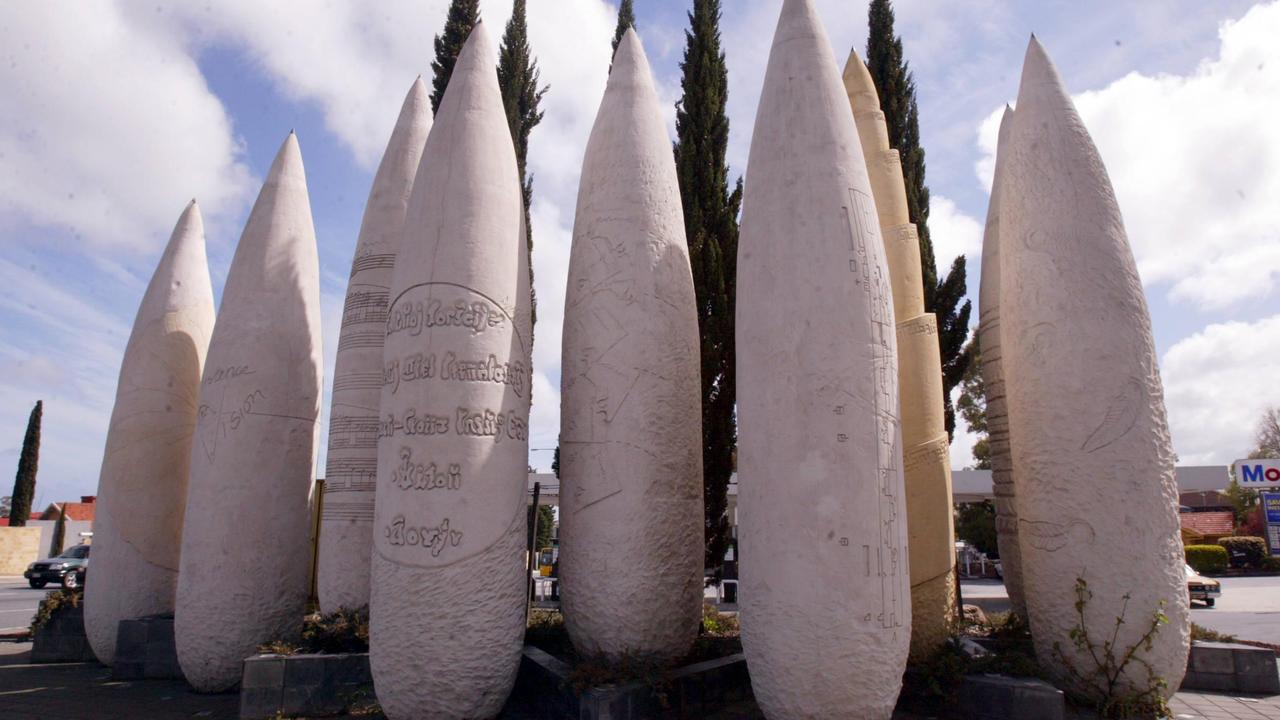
[
  {"left": 62, "top": 563, "right": 86, "bottom": 590},
  {"left": 1186, "top": 563, "right": 1221, "bottom": 607},
  {"left": 23, "top": 544, "right": 90, "bottom": 589}
]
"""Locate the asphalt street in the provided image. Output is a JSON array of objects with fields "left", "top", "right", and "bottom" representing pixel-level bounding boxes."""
[
  {"left": 962, "top": 575, "right": 1280, "bottom": 645},
  {"left": 0, "top": 576, "right": 44, "bottom": 633}
]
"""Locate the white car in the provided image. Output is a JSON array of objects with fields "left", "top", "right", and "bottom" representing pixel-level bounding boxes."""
[{"left": 1186, "top": 564, "right": 1222, "bottom": 607}]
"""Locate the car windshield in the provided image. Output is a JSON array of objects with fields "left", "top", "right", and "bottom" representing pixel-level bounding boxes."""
[{"left": 58, "top": 545, "right": 90, "bottom": 559}]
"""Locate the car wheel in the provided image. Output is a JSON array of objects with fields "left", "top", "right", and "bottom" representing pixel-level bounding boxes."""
[
  {"left": 61, "top": 573, "right": 79, "bottom": 590},
  {"left": 28, "top": 580, "right": 47, "bottom": 589}
]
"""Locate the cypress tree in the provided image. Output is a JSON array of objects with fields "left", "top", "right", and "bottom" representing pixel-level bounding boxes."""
[
  {"left": 51, "top": 504, "right": 67, "bottom": 556},
  {"left": 430, "top": 0, "right": 481, "bottom": 114},
  {"left": 866, "top": 0, "right": 972, "bottom": 436},
  {"left": 8, "top": 400, "right": 41, "bottom": 528},
  {"left": 611, "top": 0, "right": 636, "bottom": 64},
  {"left": 498, "top": 0, "right": 547, "bottom": 336},
  {"left": 673, "top": 0, "right": 742, "bottom": 578}
]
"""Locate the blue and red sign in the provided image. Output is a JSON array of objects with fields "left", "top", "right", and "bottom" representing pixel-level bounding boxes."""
[{"left": 1234, "top": 459, "right": 1280, "bottom": 487}]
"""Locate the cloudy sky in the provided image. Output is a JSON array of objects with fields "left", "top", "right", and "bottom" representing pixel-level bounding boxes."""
[{"left": 2, "top": 0, "right": 1277, "bottom": 507}]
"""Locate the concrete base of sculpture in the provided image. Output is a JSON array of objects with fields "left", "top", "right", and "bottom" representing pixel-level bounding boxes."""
[
  {"left": 559, "top": 29, "right": 703, "bottom": 664},
  {"left": 112, "top": 615, "right": 182, "bottom": 680},
  {"left": 736, "top": 1, "right": 909, "bottom": 718},
  {"left": 999, "top": 37, "right": 1189, "bottom": 700},
  {"left": 240, "top": 652, "right": 373, "bottom": 719},
  {"left": 85, "top": 201, "right": 215, "bottom": 666}
]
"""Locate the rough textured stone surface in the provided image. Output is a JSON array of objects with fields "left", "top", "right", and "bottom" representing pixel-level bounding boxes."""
[
  {"left": 319, "top": 78, "right": 433, "bottom": 614},
  {"left": 977, "top": 107, "right": 1027, "bottom": 623},
  {"left": 736, "top": 1, "right": 909, "bottom": 717},
  {"left": 175, "top": 133, "right": 323, "bottom": 692},
  {"left": 84, "top": 202, "right": 215, "bottom": 666},
  {"left": 843, "top": 49, "right": 957, "bottom": 659},
  {"left": 370, "top": 23, "right": 529, "bottom": 720},
  {"left": 559, "top": 30, "right": 703, "bottom": 664},
  {"left": 999, "top": 38, "right": 1189, "bottom": 699}
]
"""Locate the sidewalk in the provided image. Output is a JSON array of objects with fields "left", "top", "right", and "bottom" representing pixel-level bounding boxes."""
[{"left": 2, "top": 639, "right": 1278, "bottom": 719}]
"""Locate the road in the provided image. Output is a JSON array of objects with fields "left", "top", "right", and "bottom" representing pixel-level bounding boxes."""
[
  {"left": 962, "top": 575, "right": 1280, "bottom": 645},
  {"left": 0, "top": 577, "right": 43, "bottom": 633}
]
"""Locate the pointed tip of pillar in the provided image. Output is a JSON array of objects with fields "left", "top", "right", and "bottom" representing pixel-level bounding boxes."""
[
  {"left": 1016, "top": 32, "right": 1068, "bottom": 109},
  {"left": 609, "top": 27, "right": 649, "bottom": 85}
]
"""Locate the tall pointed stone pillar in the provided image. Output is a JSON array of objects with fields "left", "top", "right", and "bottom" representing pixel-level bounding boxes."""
[
  {"left": 559, "top": 29, "right": 703, "bottom": 663},
  {"left": 737, "top": 1, "right": 909, "bottom": 717},
  {"left": 319, "top": 78, "right": 433, "bottom": 613},
  {"left": 999, "top": 37, "right": 1189, "bottom": 700},
  {"left": 84, "top": 201, "right": 215, "bottom": 665},
  {"left": 370, "top": 22, "right": 529, "bottom": 720},
  {"left": 843, "top": 50, "right": 956, "bottom": 658},
  {"left": 175, "top": 133, "right": 323, "bottom": 692},
  {"left": 977, "top": 106, "right": 1027, "bottom": 622}
]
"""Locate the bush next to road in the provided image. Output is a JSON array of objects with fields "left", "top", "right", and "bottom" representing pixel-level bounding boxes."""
[
  {"left": 1217, "top": 536, "right": 1269, "bottom": 569},
  {"left": 1261, "top": 555, "right": 1280, "bottom": 572},
  {"left": 1185, "top": 545, "right": 1228, "bottom": 574}
]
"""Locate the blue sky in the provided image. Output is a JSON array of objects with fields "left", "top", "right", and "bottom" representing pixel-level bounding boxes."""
[{"left": 2, "top": 0, "right": 1278, "bottom": 508}]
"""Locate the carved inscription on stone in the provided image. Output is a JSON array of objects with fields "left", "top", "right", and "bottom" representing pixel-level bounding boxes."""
[{"left": 375, "top": 282, "right": 527, "bottom": 570}]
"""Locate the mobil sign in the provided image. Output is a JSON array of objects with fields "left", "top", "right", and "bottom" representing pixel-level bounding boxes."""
[{"left": 1234, "top": 458, "right": 1280, "bottom": 487}]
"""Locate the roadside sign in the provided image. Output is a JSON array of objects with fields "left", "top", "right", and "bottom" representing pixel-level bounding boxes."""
[
  {"left": 1263, "top": 492, "right": 1280, "bottom": 557},
  {"left": 1234, "top": 458, "right": 1280, "bottom": 487}
]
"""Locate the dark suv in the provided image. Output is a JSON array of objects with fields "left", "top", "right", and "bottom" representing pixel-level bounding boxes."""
[{"left": 24, "top": 544, "right": 90, "bottom": 589}]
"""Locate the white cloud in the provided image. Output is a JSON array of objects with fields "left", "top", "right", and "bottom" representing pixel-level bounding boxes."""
[
  {"left": 977, "top": 0, "right": 1280, "bottom": 311},
  {"left": 1161, "top": 314, "right": 1280, "bottom": 464},
  {"left": 928, "top": 196, "right": 984, "bottom": 278},
  {"left": 0, "top": 2, "right": 253, "bottom": 254}
]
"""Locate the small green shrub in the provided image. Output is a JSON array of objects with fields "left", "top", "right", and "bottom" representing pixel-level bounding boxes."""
[
  {"left": 1218, "top": 536, "right": 1268, "bottom": 568},
  {"left": 30, "top": 588, "right": 82, "bottom": 634},
  {"left": 1191, "top": 623, "right": 1236, "bottom": 643},
  {"left": 1185, "top": 545, "right": 1228, "bottom": 574},
  {"left": 701, "top": 602, "right": 739, "bottom": 636},
  {"left": 258, "top": 606, "right": 369, "bottom": 656},
  {"left": 1261, "top": 555, "right": 1280, "bottom": 572}
]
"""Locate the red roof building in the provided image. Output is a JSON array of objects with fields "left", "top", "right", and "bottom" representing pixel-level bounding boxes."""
[{"left": 1179, "top": 510, "right": 1235, "bottom": 544}]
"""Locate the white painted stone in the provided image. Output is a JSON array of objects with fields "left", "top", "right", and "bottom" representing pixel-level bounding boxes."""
[
  {"left": 319, "top": 77, "right": 432, "bottom": 614},
  {"left": 978, "top": 105, "right": 1028, "bottom": 623},
  {"left": 736, "top": 1, "right": 909, "bottom": 717},
  {"left": 369, "top": 23, "right": 528, "bottom": 720},
  {"left": 559, "top": 29, "right": 703, "bottom": 663},
  {"left": 84, "top": 201, "right": 215, "bottom": 665},
  {"left": 175, "top": 133, "right": 323, "bottom": 692},
  {"left": 999, "top": 38, "right": 1189, "bottom": 699}
]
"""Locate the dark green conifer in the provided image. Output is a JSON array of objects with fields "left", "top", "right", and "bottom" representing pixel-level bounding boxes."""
[
  {"left": 429, "top": 0, "right": 481, "bottom": 114},
  {"left": 498, "top": 0, "right": 547, "bottom": 337},
  {"left": 866, "top": 0, "right": 971, "bottom": 436},
  {"left": 7, "top": 400, "right": 41, "bottom": 528},
  {"left": 611, "top": 0, "right": 636, "bottom": 68},
  {"left": 674, "top": 0, "right": 742, "bottom": 578}
]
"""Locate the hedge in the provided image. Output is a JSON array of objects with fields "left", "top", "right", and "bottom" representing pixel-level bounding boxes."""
[
  {"left": 1185, "top": 545, "right": 1228, "bottom": 574},
  {"left": 1217, "top": 536, "right": 1268, "bottom": 568}
]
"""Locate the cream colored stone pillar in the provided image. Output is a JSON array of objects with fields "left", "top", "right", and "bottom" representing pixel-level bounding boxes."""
[
  {"left": 84, "top": 201, "right": 215, "bottom": 665},
  {"left": 319, "top": 77, "right": 432, "bottom": 613},
  {"left": 977, "top": 106, "right": 1028, "bottom": 622},
  {"left": 999, "top": 37, "right": 1189, "bottom": 700},
  {"left": 843, "top": 50, "right": 956, "bottom": 659},
  {"left": 175, "top": 133, "right": 323, "bottom": 692},
  {"left": 370, "top": 22, "right": 529, "bottom": 720},
  {"left": 559, "top": 29, "right": 704, "bottom": 664},
  {"left": 737, "top": 1, "right": 909, "bottom": 717}
]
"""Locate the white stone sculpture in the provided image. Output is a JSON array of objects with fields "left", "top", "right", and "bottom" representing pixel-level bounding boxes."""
[
  {"left": 84, "top": 201, "right": 215, "bottom": 665},
  {"left": 559, "top": 29, "right": 704, "bottom": 663},
  {"left": 843, "top": 49, "right": 957, "bottom": 658},
  {"left": 999, "top": 37, "right": 1189, "bottom": 699},
  {"left": 736, "top": 1, "right": 910, "bottom": 717},
  {"left": 369, "top": 22, "right": 529, "bottom": 720},
  {"left": 977, "top": 105, "right": 1027, "bottom": 622},
  {"left": 319, "top": 77, "right": 433, "bottom": 613},
  {"left": 175, "top": 133, "right": 324, "bottom": 692}
]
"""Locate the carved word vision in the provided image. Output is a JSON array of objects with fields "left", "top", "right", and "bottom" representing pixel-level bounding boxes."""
[
  {"left": 387, "top": 298, "right": 505, "bottom": 337},
  {"left": 391, "top": 447, "right": 462, "bottom": 491},
  {"left": 383, "top": 351, "right": 527, "bottom": 397},
  {"left": 198, "top": 389, "right": 267, "bottom": 433},
  {"left": 379, "top": 408, "right": 528, "bottom": 444},
  {"left": 384, "top": 515, "right": 463, "bottom": 557}
]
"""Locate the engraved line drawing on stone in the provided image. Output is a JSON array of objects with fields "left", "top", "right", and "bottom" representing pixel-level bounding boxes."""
[
  {"left": 383, "top": 281, "right": 527, "bottom": 355},
  {"left": 389, "top": 446, "right": 463, "bottom": 491},
  {"left": 383, "top": 516, "right": 464, "bottom": 557},
  {"left": 350, "top": 253, "right": 395, "bottom": 277},
  {"left": 1080, "top": 376, "right": 1144, "bottom": 454},
  {"left": 1018, "top": 518, "right": 1096, "bottom": 552}
]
